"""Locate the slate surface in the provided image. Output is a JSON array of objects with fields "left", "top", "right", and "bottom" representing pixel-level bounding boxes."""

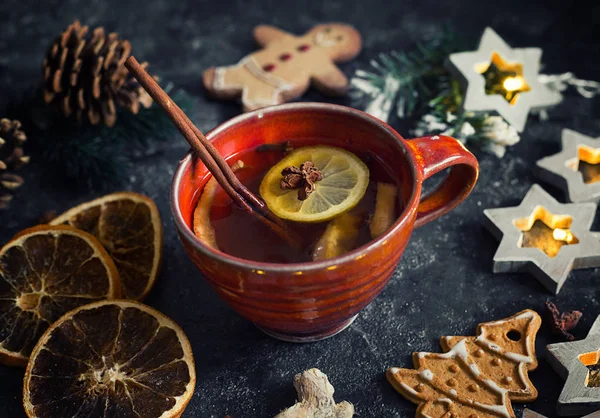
[{"left": 1, "top": 0, "right": 599, "bottom": 417}]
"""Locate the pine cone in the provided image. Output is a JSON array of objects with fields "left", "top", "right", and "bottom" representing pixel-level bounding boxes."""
[
  {"left": 0, "top": 119, "right": 29, "bottom": 209},
  {"left": 42, "top": 20, "right": 155, "bottom": 127}
]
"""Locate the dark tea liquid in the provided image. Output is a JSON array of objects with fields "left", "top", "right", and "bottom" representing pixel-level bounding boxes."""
[{"left": 197, "top": 143, "right": 402, "bottom": 263}]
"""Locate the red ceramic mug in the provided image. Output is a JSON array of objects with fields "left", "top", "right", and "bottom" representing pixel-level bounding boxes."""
[{"left": 171, "top": 103, "right": 478, "bottom": 342}]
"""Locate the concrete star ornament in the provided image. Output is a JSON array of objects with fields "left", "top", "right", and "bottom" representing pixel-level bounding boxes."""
[
  {"left": 523, "top": 408, "right": 600, "bottom": 417},
  {"left": 547, "top": 316, "right": 600, "bottom": 416},
  {"left": 536, "top": 129, "right": 600, "bottom": 203},
  {"left": 447, "top": 27, "right": 562, "bottom": 132},
  {"left": 483, "top": 184, "right": 600, "bottom": 294}
]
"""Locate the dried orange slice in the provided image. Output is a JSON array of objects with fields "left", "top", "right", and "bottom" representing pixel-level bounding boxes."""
[
  {"left": 0, "top": 225, "right": 120, "bottom": 366},
  {"left": 24, "top": 300, "right": 196, "bottom": 418},
  {"left": 50, "top": 192, "right": 163, "bottom": 301}
]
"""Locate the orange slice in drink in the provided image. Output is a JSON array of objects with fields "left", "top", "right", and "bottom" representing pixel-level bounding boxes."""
[{"left": 50, "top": 192, "right": 163, "bottom": 301}]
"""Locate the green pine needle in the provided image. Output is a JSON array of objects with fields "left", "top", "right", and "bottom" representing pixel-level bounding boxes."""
[
  {"left": 5, "top": 84, "right": 195, "bottom": 189},
  {"left": 351, "top": 25, "right": 522, "bottom": 156},
  {"left": 351, "top": 25, "right": 467, "bottom": 119}
]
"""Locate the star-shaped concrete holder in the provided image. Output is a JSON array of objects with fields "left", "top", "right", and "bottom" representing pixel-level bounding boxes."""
[
  {"left": 537, "top": 129, "right": 600, "bottom": 203},
  {"left": 523, "top": 408, "right": 600, "bottom": 418},
  {"left": 447, "top": 27, "right": 562, "bottom": 132},
  {"left": 547, "top": 316, "right": 600, "bottom": 416},
  {"left": 483, "top": 184, "right": 600, "bottom": 294}
]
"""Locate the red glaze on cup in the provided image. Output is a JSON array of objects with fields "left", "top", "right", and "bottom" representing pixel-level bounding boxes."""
[{"left": 171, "top": 103, "right": 478, "bottom": 342}]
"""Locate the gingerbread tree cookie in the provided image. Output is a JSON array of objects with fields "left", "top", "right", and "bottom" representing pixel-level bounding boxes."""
[
  {"left": 387, "top": 309, "right": 542, "bottom": 418},
  {"left": 202, "top": 23, "right": 362, "bottom": 112}
]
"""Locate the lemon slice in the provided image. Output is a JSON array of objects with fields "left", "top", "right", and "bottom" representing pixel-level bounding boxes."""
[{"left": 259, "top": 145, "right": 369, "bottom": 223}]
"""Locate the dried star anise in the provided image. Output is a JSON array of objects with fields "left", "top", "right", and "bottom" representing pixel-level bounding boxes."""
[
  {"left": 281, "top": 161, "right": 323, "bottom": 201},
  {"left": 545, "top": 301, "right": 582, "bottom": 341},
  {"left": 281, "top": 166, "right": 304, "bottom": 189}
]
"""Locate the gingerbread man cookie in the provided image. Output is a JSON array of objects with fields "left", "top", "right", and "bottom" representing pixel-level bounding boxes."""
[{"left": 202, "top": 23, "right": 362, "bottom": 112}]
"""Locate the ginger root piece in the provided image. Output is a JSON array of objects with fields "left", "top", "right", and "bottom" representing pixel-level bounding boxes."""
[
  {"left": 369, "top": 182, "right": 397, "bottom": 239},
  {"left": 312, "top": 212, "right": 363, "bottom": 261},
  {"left": 193, "top": 160, "right": 244, "bottom": 250},
  {"left": 275, "top": 368, "right": 354, "bottom": 418}
]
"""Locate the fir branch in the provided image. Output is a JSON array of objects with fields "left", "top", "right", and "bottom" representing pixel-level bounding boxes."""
[
  {"left": 351, "top": 25, "right": 522, "bottom": 157},
  {"left": 350, "top": 26, "right": 466, "bottom": 120},
  {"left": 4, "top": 83, "right": 194, "bottom": 189}
]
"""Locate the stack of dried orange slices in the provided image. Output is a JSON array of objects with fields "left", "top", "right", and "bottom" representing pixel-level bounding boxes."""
[
  {"left": 0, "top": 192, "right": 196, "bottom": 418},
  {"left": 49, "top": 192, "right": 163, "bottom": 301}
]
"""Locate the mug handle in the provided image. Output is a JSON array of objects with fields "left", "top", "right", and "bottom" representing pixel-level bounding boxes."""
[{"left": 406, "top": 135, "right": 479, "bottom": 228}]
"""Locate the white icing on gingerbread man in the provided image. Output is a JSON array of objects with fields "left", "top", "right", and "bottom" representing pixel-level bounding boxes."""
[{"left": 202, "top": 23, "right": 362, "bottom": 111}]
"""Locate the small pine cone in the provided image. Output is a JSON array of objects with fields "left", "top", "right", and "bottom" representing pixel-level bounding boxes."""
[
  {"left": 42, "top": 20, "right": 156, "bottom": 127},
  {"left": 0, "top": 119, "right": 29, "bottom": 209}
]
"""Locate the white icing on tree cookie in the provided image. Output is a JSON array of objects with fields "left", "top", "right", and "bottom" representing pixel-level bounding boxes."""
[{"left": 387, "top": 309, "right": 542, "bottom": 417}]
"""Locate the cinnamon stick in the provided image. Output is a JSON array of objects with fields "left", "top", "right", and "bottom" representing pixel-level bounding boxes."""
[
  {"left": 125, "top": 58, "right": 250, "bottom": 210},
  {"left": 125, "top": 56, "right": 298, "bottom": 246}
]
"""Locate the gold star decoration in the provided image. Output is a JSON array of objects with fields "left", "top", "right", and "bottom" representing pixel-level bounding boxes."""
[
  {"left": 476, "top": 52, "right": 531, "bottom": 105},
  {"left": 580, "top": 350, "right": 600, "bottom": 388},
  {"left": 513, "top": 206, "right": 578, "bottom": 258},
  {"left": 447, "top": 27, "right": 562, "bottom": 132},
  {"left": 575, "top": 146, "right": 600, "bottom": 184}
]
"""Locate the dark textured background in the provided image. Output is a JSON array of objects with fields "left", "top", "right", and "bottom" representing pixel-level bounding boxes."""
[{"left": 1, "top": 0, "right": 600, "bottom": 417}]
